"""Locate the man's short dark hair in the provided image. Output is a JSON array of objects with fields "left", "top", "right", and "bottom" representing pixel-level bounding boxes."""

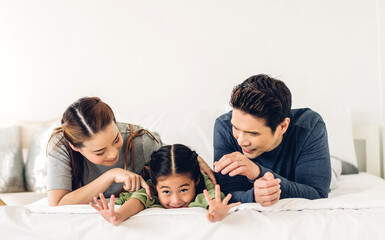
[{"left": 230, "top": 74, "right": 292, "bottom": 133}]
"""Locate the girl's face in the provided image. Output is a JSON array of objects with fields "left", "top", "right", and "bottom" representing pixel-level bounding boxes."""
[
  {"left": 155, "top": 174, "right": 197, "bottom": 209},
  {"left": 70, "top": 122, "right": 123, "bottom": 166}
]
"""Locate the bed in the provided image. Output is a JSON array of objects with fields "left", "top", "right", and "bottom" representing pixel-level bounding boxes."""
[{"left": 1, "top": 106, "right": 385, "bottom": 239}]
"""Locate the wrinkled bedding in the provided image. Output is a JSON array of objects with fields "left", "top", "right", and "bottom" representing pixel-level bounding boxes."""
[{"left": 1, "top": 173, "right": 385, "bottom": 239}]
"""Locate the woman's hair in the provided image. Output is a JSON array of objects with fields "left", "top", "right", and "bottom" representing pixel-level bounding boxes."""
[
  {"left": 48, "top": 97, "right": 116, "bottom": 189},
  {"left": 149, "top": 144, "right": 205, "bottom": 194}
]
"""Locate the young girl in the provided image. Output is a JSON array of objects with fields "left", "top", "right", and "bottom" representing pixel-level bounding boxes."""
[{"left": 90, "top": 144, "right": 241, "bottom": 225}]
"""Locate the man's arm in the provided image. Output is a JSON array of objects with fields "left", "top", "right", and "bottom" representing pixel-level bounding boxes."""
[
  {"left": 213, "top": 117, "right": 255, "bottom": 203},
  {"left": 280, "top": 121, "right": 331, "bottom": 199},
  {"left": 254, "top": 120, "right": 331, "bottom": 200}
]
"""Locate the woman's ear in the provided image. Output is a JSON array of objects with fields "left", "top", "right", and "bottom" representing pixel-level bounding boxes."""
[{"left": 68, "top": 142, "right": 80, "bottom": 152}]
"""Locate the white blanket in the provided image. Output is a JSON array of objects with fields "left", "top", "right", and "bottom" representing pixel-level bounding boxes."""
[
  {"left": 26, "top": 173, "right": 385, "bottom": 214},
  {"left": 1, "top": 173, "right": 385, "bottom": 240}
]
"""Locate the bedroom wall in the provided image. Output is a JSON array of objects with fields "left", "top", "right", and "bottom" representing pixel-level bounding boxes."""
[
  {"left": 0, "top": 1, "right": 384, "bottom": 167},
  {"left": 378, "top": 0, "right": 385, "bottom": 177}
]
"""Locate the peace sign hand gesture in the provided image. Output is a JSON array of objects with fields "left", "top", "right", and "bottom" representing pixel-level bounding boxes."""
[{"left": 203, "top": 185, "right": 241, "bottom": 222}]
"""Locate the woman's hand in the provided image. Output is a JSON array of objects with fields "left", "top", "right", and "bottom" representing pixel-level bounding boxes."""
[
  {"left": 109, "top": 168, "right": 152, "bottom": 199},
  {"left": 198, "top": 156, "right": 217, "bottom": 185},
  {"left": 90, "top": 193, "right": 121, "bottom": 226},
  {"left": 203, "top": 185, "right": 241, "bottom": 222}
]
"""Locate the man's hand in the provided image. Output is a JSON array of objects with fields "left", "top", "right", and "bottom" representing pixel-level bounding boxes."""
[
  {"left": 214, "top": 152, "right": 260, "bottom": 180},
  {"left": 254, "top": 172, "right": 281, "bottom": 207}
]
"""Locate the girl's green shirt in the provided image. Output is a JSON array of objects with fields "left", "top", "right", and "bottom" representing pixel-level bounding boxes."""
[{"left": 115, "top": 173, "right": 224, "bottom": 209}]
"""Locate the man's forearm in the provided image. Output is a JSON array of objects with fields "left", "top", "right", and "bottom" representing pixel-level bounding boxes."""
[{"left": 230, "top": 189, "right": 255, "bottom": 203}]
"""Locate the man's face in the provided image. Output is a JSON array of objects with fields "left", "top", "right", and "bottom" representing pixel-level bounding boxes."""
[{"left": 231, "top": 108, "right": 286, "bottom": 159}]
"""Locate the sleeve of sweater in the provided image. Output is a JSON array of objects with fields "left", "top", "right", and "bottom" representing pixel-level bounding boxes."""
[
  {"left": 214, "top": 117, "right": 255, "bottom": 203},
  {"left": 242, "top": 120, "right": 331, "bottom": 201},
  {"left": 272, "top": 120, "right": 331, "bottom": 199}
]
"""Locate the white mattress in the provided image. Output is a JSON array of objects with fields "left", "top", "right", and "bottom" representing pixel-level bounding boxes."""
[{"left": 1, "top": 173, "right": 385, "bottom": 239}]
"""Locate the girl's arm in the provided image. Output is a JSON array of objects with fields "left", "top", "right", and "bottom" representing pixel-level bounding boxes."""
[
  {"left": 203, "top": 185, "right": 241, "bottom": 222},
  {"left": 48, "top": 168, "right": 151, "bottom": 206},
  {"left": 90, "top": 193, "right": 145, "bottom": 226}
]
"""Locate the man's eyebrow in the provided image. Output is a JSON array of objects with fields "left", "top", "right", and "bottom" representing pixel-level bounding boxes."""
[
  {"left": 231, "top": 122, "right": 260, "bottom": 135},
  {"left": 92, "top": 132, "right": 119, "bottom": 152}
]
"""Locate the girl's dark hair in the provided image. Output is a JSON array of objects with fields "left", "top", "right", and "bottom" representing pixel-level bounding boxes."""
[
  {"left": 149, "top": 144, "right": 205, "bottom": 194},
  {"left": 48, "top": 97, "right": 116, "bottom": 189},
  {"left": 230, "top": 74, "right": 292, "bottom": 133}
]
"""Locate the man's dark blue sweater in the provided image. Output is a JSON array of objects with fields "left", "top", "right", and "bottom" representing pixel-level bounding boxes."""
[{"left": 213, "top": 108, "right": 331, "bottom": 203}]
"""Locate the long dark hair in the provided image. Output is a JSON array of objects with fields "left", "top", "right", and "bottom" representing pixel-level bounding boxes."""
[
  {"left": 48, "top": 97, "right": 116, "bottom": 189},
  {"left": 149, "top": 144, "right": 205, "bottom": 194}
]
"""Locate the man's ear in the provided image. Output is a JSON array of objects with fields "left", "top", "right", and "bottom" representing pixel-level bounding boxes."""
[
  {"left": 279, "top": 117, "right": 290, "bottom": 135},
  {"left": 68, "top": 142, "right": 80, "bottom": 152}
]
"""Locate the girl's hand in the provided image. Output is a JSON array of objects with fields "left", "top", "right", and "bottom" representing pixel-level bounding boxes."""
[
  {"left": 198, "top": 156, "right": 217, "bottom": 185},
  {"left": 90, "top": 193, "right": 121, "bottom": 226},
  {"left": 109, "top": 168, "right": 152, "bottom": 199},
  {"left": 203, "top": 185, "right": 241, "bottom": 222}
]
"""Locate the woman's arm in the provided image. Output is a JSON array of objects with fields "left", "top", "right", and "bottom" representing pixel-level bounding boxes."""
[
  {"left": 90, "top": 193, "right": 145, "bottom": 226},
  {"left": 48, "top": 168, "right": 151, "bottom": 206},
  {"left": 48, "top": 169, "right": 115, "bottom": 206}
]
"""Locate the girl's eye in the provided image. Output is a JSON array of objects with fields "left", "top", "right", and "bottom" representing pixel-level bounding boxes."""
[
  {"left": 114, "top": 136, "right": 120, "bottom": 144},
  {"left": 180, "top": 188, "right": 188, "bottom": 193},
  {"left": 162, "top": 191, "right": 170, "bottom": 195},
  {"left": 96, "top": 152, "right": 104, "bottom": 156}
]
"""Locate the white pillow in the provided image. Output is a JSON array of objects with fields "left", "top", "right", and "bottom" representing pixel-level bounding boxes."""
[
  {"left": 25, "top": 122, "right": 59, "bottom": 192},
  {"left": 117, "top": 108, "right": 224, "bottom": 168},
  {"left": 118, "top": 105, "right": 357, "bottom": 170},
  {"left": 319, "top": 106, "right": 357, "bottom": 167},
  {"left": 330, "top": 156, "right": 342, "bottom": 190},
  {"left": 0, "top": 125, "right": 25, "bottom": 192}
]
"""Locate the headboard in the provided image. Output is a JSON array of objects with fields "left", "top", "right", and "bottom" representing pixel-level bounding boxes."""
[{"left": 353, "top": 126, "right": 383, "bottom": 178}]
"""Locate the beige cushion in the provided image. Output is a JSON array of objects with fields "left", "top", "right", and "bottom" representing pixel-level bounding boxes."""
[
  {"left": 25, "top": 121, "right": 59, "bottom": 192},
  {"left": 0, "top": 125, "right": 25, "bottom": 192}
]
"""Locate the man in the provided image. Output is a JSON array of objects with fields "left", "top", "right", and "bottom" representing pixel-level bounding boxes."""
[{"left": 214, "top": 74, "right": 331, "bottom": 207}]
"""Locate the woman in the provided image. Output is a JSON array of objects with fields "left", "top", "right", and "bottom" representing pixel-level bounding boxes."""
[{"left": 47, "top": 97, "right": 216, "bottom": 206}]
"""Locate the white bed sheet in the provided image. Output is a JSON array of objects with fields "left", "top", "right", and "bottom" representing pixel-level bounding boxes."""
[{"left": 1, "top": 173, "right": 385, "bottom": 240}]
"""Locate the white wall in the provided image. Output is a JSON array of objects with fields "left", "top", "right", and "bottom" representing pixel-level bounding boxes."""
[
  {"left": 0, "top": 1, "right": 383, "bottom": 127},
  {"left": 377, "top": 0, "right": 385, "bottom": 176}
]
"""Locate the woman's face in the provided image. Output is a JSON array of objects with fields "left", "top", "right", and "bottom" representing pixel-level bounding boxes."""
[
  {"left": 71, "top": 122, "right": 123, "bottom": 166},
  {"left": 155, "top": 174, "right": 197, "bottom": 209}
]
